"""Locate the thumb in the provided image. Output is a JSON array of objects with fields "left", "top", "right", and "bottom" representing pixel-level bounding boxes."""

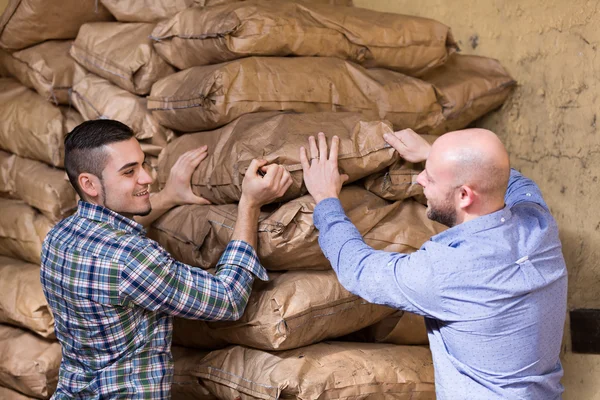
[
  {"left": 190, "top": 194, "right": 211, "bottom": 206},
  {"left": 341, "top": 174, "right": 350, "bottom": 184},
  {"left": 246, "top": 159, "right": 268, "bottom": 177}
]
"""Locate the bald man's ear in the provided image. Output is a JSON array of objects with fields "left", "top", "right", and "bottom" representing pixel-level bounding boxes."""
[
  {"left": 458, "top": 185, "right": 475, "bottom": 210},
  {"left": 78, "top": 173, "right": 101, "bottom": 200}
]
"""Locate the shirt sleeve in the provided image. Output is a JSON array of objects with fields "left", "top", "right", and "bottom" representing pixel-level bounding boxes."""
[
  {"left": 505, "top": 168, "right": 548, "bottom": 210},
  {"left": 314, "top": 197, "right": 446, "bottom": 319},
  {"left": 119, "top": 238, "right": 268, "bottom": 321}
]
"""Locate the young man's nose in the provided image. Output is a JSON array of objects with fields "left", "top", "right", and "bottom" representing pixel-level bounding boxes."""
[{"left": 138, "top": 166, "right": 153, "bottom": 185}]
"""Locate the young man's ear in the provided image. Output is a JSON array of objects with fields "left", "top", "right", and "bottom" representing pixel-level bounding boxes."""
[{"left": 78, "top": 173, "right": 101, "bottom": 201}]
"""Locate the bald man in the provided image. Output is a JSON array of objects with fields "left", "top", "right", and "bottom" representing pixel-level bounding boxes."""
[{"left": 299, "top": 129, "right": 567, "bottom": 400}]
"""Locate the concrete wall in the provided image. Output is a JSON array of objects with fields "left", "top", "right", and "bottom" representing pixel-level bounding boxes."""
[{"left": 356, "top": 1, "right": 600, "bottom": 399}]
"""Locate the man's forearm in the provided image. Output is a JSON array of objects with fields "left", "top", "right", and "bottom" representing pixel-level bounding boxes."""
[{"left": 230, "top": 198, "right": 261, "bottom": 249}]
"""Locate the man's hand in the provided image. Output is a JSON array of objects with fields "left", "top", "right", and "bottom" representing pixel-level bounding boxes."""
[
  {"left": 299, "top": 132, "right": 349, "bottom": 204},
  {"left": 384, "top": 129, "right": 432, "bottom": 163},
  {"left": 240, "top": 159, "right": 292, "bottom": 208},
  {"left": 161, "top": 146, "right": 211, "bottom": 207}
]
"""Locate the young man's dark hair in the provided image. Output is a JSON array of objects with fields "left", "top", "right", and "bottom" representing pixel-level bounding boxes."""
[{"left": 64, "top": 119, "right": 134, "bottom": 199}]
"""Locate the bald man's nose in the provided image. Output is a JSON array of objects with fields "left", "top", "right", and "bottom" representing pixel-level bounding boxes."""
[{"left": 416, "top": 170, "right": 426, "bottom": 187}]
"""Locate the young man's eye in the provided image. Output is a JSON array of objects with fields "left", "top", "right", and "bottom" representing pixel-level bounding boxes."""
[{"left": 124, "top": 170, "right": 134, "bottom": 176}]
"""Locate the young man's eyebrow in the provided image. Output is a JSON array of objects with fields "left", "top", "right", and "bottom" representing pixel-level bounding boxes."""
[{"left": 118, "top": 161, "right": 139, "bottom": 172}]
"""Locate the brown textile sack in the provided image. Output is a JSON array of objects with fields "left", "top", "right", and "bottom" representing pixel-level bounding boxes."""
[
  {"left": 196, "top": 342, "right": 435, "bottom": 399},
  {"left": 363, "top": 134, "right": 437, "bottom": 203},
  {"left": 0, "top": 79, "right": 83, "bottom": 167},
  {"left": 1, "top": 41, "right": 76, "bottom": 105},
  {"left": 172, "top": 346, "right": 216, "bottom": 400},
  {"left": 70, "top": 23, "right": 175, "bottom": 95},
  {"left": 11, "top": 156, "right": 77, "bottom": 222},
  {"left": 0, "top": 199, "right": 55, "bottom": 264},
  {"left": 152, "top": 1, "right": 457, "bottom": 74},
  {"left": 71, "top": 73, "right": 173, "bottom": 146},
  {"left": 342, "top": 311, "right": 429, "bottom": 346},
  {"left": 424, "top": 54, "right": 516, "bottom": 135},
  {"left": 148, "top": 57, "right": 446, "bottom": 132},
  {"left": 149, "top": 186, "right": 399, "bottom": 270},
  {"left": 0, "top": 256, "right": 54, "bottom": 339},
  {"left": 0, "top": 386, "right": 38, "bottom": 399},
  {"left": 172, "top": 270, "right": 395, "bottom": 351},
  {"left": 0, "top": 0, "right": 114, "bottom": 52},
  {"left": 101, "top": 0, "right": 353, "bottom": 23},
  {"left": 158, "top": 112, "right": 397, "bottom": 204},
  {"left": 0, "top": 325, "right": 60, "bottom": 399}
]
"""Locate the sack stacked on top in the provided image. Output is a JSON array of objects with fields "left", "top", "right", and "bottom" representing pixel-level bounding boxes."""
[
  {"left": 157, "top": 111, "right": 398, "bottom": 203},
  {"left": 151, "top": 1, "right": 457, "bottom": 75},
  {"left": 101, "top": 0, "right": 355, "bottom": 23},
  {"left": 0, "top": 0, "right": 114, "bottom": 51},
  {"left": 148, "top": 56, "right": 447, "bottom": 132},
  {"left": 0, "top": 41, "right": 77, "bottom": 105}
]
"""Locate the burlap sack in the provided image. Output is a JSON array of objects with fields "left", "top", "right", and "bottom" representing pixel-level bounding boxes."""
[
  {"left": 0, "top": 150, "right": 15, "bottom": 194},
  {"left": 1, "top": 41, "right": 76, "bottom": 105},
  {"left": 70, "top": 23, "right": 175, "bottom": 95},
  {"left": 149, "top": 186, "right": 399, "bottom": 270},
  {"left": 101, "top": 0, "right": 353, "bottom": 23},
  {"left": 0, "top": 325, "right": 60, "bottom": 399},
  {"left": 0, "top": 386, "right": 38, "bottom": 400},
  {"left": 363, "top": 198, "right": 446, "bottom": 253},
  {"left": 363, "top": 135, "right": 437, "bottom": 203},
  {"left": 424, "top": 53, "right": 517, "bottom": 135},
  {"left": 158, "top": 112, "right": 397, "bottom": 204},
  {"left": 171, "top": 346, "right": 217, "bottom": 400},
  {"left": 173, "top": 270, "right": 395, "bottom": 351},
  {"left": 3, "top": 156, "right": 76, "bottom": 222},
  {"left": 0, "top": 79, "right": 83, "bottom": 167},
  {"left": 342, "top": 311, "right": 429, "bottom": 346},
  {"left": 0, "top": 256, "right": 54, "bottom": 339},
  {"left": 148, "top": 57, "right": 446, "bottom": 132},
  {"left": 197, "top": 342, "right": 435, "bottom": 399},
  {"left": 0, "top": 199, "right": 54, "bottom": 264},
  {"left": 0, "top": 0, "right": 113, "bottom": 51},
  {"left": 152, "top": 1, "right": 457, "bottom": 75},
  {"left": 71, "top": 73, "right": 173, "bottom": 146}
]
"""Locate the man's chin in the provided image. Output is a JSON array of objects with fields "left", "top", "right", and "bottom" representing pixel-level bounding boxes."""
[{"left": 135, "top": 207, "right": 152, "bottom": 217}]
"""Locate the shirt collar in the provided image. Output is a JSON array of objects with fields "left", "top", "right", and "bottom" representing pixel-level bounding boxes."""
[
  {"left": 76, "top": 200, "right": 146, "bottom": 236},
  {"left": 430, "top": 205, "right": 512, "bottom": 245}
]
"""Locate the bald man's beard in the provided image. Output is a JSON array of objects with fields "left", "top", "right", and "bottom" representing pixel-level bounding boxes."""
[{"left": 426, "top": 192, "right": 457, "bottom": 228}]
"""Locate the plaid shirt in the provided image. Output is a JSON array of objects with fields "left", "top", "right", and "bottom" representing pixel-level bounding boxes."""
[{"left": 40, "top": 201, "right": 267, "bottom": 399}]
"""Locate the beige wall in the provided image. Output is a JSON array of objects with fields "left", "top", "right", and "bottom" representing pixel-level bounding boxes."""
[{"left": 356, "top": 0, "right": 600, "bottom": 399}]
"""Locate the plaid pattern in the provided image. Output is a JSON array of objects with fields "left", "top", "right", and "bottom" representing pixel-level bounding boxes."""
[{"left": 41, "top": 201, "right": 267, "bottom": 399}]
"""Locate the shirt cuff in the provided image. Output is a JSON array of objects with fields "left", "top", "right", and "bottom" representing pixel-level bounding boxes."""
[
  {"left": 217, "top": 240, "right": 269, "bottom": 281},
  {"left": 313, "top": 197, "right": 345, "bottom": 230}
]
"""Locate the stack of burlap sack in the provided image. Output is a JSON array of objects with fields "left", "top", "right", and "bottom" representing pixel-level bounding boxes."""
[{"left": 0, "top": 0, "right": 516, "bottom": 398}]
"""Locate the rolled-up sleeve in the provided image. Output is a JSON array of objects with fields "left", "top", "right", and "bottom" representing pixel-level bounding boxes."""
[
  {"left": 120, "top": 238, "right": 267, "bottom": 321},
  {"left": 314, "top": 197, "right": 446, "bottom": 319}
]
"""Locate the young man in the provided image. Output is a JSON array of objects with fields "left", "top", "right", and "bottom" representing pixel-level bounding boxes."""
[
  {"left": 299, "top": 128, "right": 567, "bottom": 399},
  {"left": 41, "top": 119, "right": 292, "bottom": 399}
]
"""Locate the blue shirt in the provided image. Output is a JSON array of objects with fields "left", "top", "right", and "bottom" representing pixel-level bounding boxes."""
[
  {"left": 314, "top": 170, "right": 567, "bottom": 399},
  {"left": 41, "top": 201, "right": 267, "bottom": 399}
]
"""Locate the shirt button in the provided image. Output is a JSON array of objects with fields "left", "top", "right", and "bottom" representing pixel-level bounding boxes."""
[
  {"left": 501, "top": 217, "right": 506, "bottom": 222},
  {"left": 526, "top": 193, "right": 532, "bottom": 197}
]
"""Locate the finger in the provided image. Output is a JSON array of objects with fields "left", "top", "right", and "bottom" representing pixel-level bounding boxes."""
[
  {"left": 309, "top": 135, "right": 319, "bottom": 160},
  {"left": 191, "top": 195, "right": 212, "bottom": 206},
  {"left": 247, "top": 159, "right": 268, "bottom": 178},
  {"left": 318, "top": 132, "right": 328, "bottom": 160},
  {"left": 299, "top": 146, "right": 311, "bottom": 172},
  {"left": 383, "top": 131, "right": 407, "bottom": 154},
  {"left": 340, "top": 173, "right": 350, "bottom": 184},
  {"left": 277, "top": 171, "right": 292, "bottom": 196},
  {"left": 329, "top": 135, "right": 340, "bottom": 163},
  {"left": 261, "top": 163, "right": 280, "bottom": 184}
]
